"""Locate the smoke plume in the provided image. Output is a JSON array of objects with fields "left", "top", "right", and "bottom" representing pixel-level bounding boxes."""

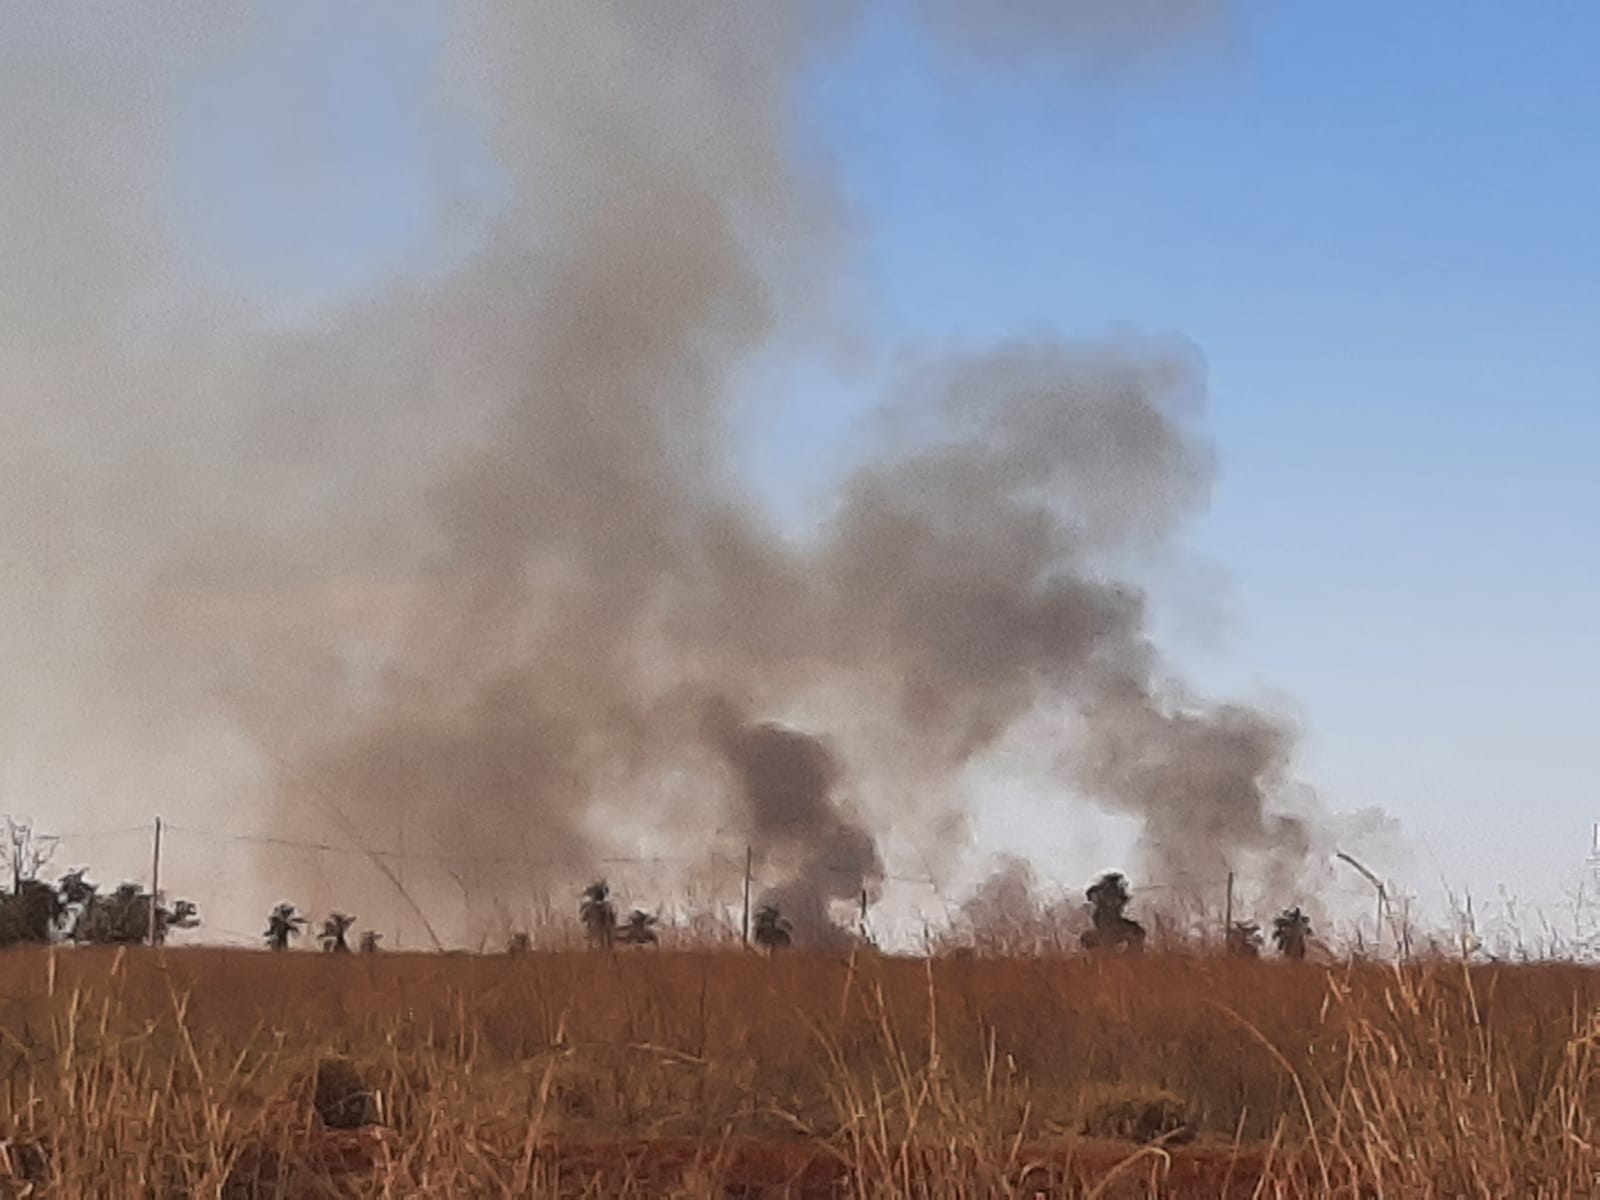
[
  {"left": 0, "top": 0, "right": 1338, "bottom": 946},
  {"left": 705, "top": 699, "right": 881, "bottom": 947}
]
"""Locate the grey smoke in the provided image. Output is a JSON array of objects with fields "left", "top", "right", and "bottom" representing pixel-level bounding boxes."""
[
  {"left": 705, "top": 699, "right": 881, "bottom": 947},
  {"left": 956, "top": 854, "right": 1042, "bottom": 949},
  {"left": 1073, "top": 680, "right": 1311, "bottom": 890},
  {"left": 1, "top": 1, "right": 1331, "bottom": 946}
]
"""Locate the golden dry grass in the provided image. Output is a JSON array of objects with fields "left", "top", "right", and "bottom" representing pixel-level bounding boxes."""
[{"left": 1, "top": 944, "right": 1598, "bottom": 1196}]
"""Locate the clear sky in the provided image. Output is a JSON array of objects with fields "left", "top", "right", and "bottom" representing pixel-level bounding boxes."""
[{"left": 155, "top": 2, "right": 1599, "bottom": 929}]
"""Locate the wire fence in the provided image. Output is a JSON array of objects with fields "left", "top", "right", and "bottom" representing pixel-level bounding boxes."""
[{"left": 23, "top": 814, "right": 1577, "bottom": 959}]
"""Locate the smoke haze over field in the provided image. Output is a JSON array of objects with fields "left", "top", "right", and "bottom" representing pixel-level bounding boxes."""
[{"left": 0, "top": 0, "right": 1351, "bottom": 944}]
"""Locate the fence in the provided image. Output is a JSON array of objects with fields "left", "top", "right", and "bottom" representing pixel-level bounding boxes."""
[
  {"left": 24, "top": 815, "right": 1502, "bottom": 957},
  {"left": 51, "top": 817, "right": 969, "bottom": 951}
]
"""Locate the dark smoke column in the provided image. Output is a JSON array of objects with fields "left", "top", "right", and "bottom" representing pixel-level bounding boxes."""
[{"left": 704, "top": 697, "right": 882, "bottom": 947}]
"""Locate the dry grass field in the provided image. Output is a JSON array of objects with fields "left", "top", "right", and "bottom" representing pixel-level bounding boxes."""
[{"left": 2, "top": 944, "right": 1599, "bottom": 1196}]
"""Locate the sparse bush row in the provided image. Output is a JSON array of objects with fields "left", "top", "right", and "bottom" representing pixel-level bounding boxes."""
[{"left": 7, "top": 823, "right": 1331, "bottom": 966}]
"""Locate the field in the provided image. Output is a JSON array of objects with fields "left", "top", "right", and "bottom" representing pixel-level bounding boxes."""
[{"left": 3, "top": 945, "right": 1599, "bottom": 1197}]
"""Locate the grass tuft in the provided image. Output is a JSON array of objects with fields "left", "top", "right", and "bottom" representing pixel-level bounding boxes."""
[{"left": 0, "top": 945, "right": 1596, "bottom": 1194}]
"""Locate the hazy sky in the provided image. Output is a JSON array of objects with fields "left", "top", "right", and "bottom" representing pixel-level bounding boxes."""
[{"left": 11, "top": 2, "right": 1599, "bottom": 939}]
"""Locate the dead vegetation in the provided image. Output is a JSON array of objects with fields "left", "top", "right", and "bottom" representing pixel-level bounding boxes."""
[{"left": 0, "top": 945, "right": 1597, "bottom": 1196}]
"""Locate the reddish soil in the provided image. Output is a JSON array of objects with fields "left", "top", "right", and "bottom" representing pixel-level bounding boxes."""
[
  {"left": 227, "top": 1127, "right": 1284, "bottom": 1197},
  {"left": 535, "top": 1136, "right": 1274, "bottom": 1198}
]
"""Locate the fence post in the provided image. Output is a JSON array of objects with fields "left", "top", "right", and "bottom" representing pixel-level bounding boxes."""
[
  {"left": 147, "top": 817, "right": 163, "bottom": 946},
  {"left": 1223, "top": 870, "right": 1234, "bottom": 944},
  {"left": 1375, "top": 887, "right": 1385, "bottom": 957},
  {"left": 741, "top": 845, "right": 752, "bottom": 949},
  {"left": 396, "top": 823, "right": 404, "bottom": 951}
]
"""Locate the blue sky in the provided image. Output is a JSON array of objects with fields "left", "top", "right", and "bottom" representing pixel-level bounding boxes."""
[
  {"left": 785, "top": 1, "right": 1600, "bottom": 909},
  {"left": 177, "top": 3, "right": 1599, "bottom": 918}
]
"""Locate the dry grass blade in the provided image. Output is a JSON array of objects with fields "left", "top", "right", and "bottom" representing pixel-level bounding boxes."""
[
  {"left": 0, "top": 946, "right": 1592, "bottom": 1194},
  {"left": 1206, "top": 997, "right": 1332, "bottom": 1193},
  {"left": 1083, "top": 1142, "right": 1172, "bottom": 1200}
]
